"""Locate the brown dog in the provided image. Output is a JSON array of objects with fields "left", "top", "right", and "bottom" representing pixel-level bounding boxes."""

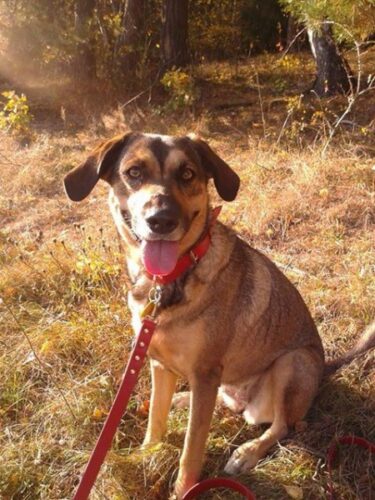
[{"left": 64, "top": 132, "right": 374, "bottom": 499}]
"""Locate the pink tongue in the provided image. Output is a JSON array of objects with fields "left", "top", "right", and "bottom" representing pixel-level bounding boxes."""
[{"left": 141, "top": 240, "right": 179, "bottom": 276}]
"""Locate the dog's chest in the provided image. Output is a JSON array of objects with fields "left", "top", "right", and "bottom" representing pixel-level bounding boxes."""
[
  {"left": 148, "top": 320, "right": 206, "bottom": 377},
  {"left": 128, "top": 292, "right": 206, "bottom": 378}
]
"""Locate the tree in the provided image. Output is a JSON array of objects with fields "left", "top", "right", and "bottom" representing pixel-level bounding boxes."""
[
  {"left": 307, "top": 21, "right": 353, "bottom": 96},
  {"left": 74, "top": 0, "right": 96, "bottom": 79},
  {"left": 117, "top": 0, "right": 145, "bottom": 74},
  {"left": 279, "top": 0, "right": 375, "bottom": 96},
  {"left": 240, "top": 0, "right": 287, "bottom": 53},
  {"left": 162, "top": 0, "right": 189, "bottom": 70}
]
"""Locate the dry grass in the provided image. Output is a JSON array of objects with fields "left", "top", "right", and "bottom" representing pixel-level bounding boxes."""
[{"left": 0, "top": 51, "right": 374, "bottom": 499}]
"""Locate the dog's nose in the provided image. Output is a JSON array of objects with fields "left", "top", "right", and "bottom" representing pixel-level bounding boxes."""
[{"left": 146, "top": 210, "right": 178, "bottom": 234}]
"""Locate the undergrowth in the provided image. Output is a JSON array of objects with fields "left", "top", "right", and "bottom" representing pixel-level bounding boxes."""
[{"left": 0, "top": 51, "right": 374, "bottom": 499}]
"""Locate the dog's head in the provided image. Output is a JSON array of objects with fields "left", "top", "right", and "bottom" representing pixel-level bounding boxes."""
[{"left": 64, "top": 133, "right": 240, "bottom": 275}]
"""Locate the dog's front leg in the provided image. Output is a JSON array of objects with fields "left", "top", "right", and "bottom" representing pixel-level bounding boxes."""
[
  {"left": 143, "top": 359, "right": 177, "bottom": 445},
  {"left": 174, "top": 368, "right": 221, "bottom": 499}
]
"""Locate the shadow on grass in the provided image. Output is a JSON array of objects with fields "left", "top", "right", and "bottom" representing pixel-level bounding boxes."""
[{"left": 111, "top": 372, "right": 374, "bottom": 499}]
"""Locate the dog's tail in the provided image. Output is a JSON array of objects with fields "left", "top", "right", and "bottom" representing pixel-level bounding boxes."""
[{"left": 325, "top": 320, "right": 375, "bottom": 375}]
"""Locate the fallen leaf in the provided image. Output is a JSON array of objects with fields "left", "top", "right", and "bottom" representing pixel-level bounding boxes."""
[{"left": 283, "top": 485, "right": 303, "bottom": 499}]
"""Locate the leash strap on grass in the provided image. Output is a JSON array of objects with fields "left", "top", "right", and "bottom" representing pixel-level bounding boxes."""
[
  {"left": 327, "top": 435, "right": 375, "bottom": 500},
  {"left": 182, "top": 477, "right": 256, "bottom": 499},
  {"left": 73, "top": 317, "right": 157, "bottom": 500}
]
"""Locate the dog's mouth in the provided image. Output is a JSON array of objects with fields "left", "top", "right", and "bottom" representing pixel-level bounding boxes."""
[
  {"left": 140, "top": 239, "right": 179, "bottom": 276},
  {"left": 121, "top": 209, "right": 181, "bottom": 275},
  {"left": 121, "top": 209, "right": 202, "bottom": 276},
  {"left": 140, "top": 210, "right": 202, "bottom": 276}
]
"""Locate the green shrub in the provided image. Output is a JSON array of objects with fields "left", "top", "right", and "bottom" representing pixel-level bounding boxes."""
[
  {"left": 0, "top": 91, "right": 32, "bottom": 134},
  {"left": 160, "top": 68, "right": 198, "bottom": 110}
]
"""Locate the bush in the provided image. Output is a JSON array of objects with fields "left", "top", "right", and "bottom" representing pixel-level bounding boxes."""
[
  {"left": 0, "top": 91, "right": 32, "bottom": 135},
  {"left": 160, "top": 68, "right": 198, "bottom": 110}
]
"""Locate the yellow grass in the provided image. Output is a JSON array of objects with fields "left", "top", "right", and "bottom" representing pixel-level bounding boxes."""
[{"left": 0, "top": 51, "right": 374, "bottom": 499}]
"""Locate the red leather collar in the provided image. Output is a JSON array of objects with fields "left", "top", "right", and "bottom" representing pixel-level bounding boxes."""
[{"left": 147, "top": 207, "right": 221, "bottom": 285}]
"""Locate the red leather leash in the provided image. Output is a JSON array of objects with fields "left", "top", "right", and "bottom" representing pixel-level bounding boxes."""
[
  {"left": 326, "top": 435, "right": 375, "bottom": 499},
  {"left": 180, "top": 435, "right": 375, "bottom": 500},
  {"left": 73, "top": 316, "right": 157, "bottom": 500},
  {"left": 72, "top": 299, "right": 256, "bottom": 500},
  {"left": 182, "top": 477, "right": 256, "bottom": 499}
]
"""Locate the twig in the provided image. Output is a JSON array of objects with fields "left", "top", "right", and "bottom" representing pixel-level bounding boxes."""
[
  {"left": 276, "top": 109, "right": 293, "bottom": 145},
  {"left": 282, "top": 27, "right": 307, "bottom": 57},
  {"left": 254, "top": 71, "right": 267, "bottom": 138},
  {"left": 317, "top": 21, "right": 375, "bottom": 156},
  {"left": 321, "top": 80, "right": 375, "bottom": 157},
  {"left": 119, "top": 69, "right": 163, "bottom": 110},
  {"left": 276, "top": 94, "right": 304, "bottom": 146},
  {"left": 120, "top": 87, "right": 152, "bottom": 110},
  {"left": 213, "top": 100, "right": 254, "bottom": 110}
]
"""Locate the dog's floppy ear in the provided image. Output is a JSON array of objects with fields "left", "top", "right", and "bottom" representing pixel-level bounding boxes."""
[
  {"left": 189, "top": 136, "right": 240, "bottom": 201},
  {"left": 64, "top": 133, "right": 134, "bottom": 201}
]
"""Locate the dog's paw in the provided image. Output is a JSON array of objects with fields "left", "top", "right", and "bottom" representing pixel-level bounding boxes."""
[
  {"left": 172, "top": 391, "right": 190, "bottom": 409},
  {"left": 141, "top": 436, "right": 162, "bottom": 448},
  {"left": 173, "top": 474, "right": 197, "bottom": 500},
  {"left": 224, "top": 441, "right": 260, "bottom": 475}
]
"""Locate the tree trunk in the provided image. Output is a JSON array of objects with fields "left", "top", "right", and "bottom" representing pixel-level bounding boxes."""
[
  {"left": 118, "top": 0, "right": 145, "bottom": 73},
  {"left": 308, "top": 21, "right": 353, "bottom": 96},
  {"left": 162, "top": 0, "right": 189, "bottom": 70},
  {"left": 74, "top": 0, "right": 96, "bottom": 79}
]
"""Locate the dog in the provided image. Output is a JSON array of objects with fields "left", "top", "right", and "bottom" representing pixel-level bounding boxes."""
[{"left": 64, "top": 132, "right": 375, "bottom": 499}]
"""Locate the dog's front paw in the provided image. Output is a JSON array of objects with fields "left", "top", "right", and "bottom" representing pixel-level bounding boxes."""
[
  {"left": 224, "top": 441, "right": 260, "bottom": 475},
  {"left": 173, "top": 472, "right": 197, "bottom": 499},
  {"left": 172, "top": 391, "right": 190, "bottom": 409},
  {"left": 141, "top": 435, "right": 162, "bottom": 448}
]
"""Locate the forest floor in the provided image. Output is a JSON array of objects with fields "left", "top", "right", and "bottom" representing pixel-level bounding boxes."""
[{"left": 0, "top": 49, "right": 374, "bottom": 499}]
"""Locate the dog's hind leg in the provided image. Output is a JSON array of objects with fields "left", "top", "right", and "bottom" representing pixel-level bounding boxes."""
[
  {"left": 224, "top": 348, "right": 322, "bottom": 474},
  {"left": 143, "top": 360, "right": 177, "bottom": 446},
  {"left": 224, "top": 408, "right": 288, "bottom": 473}
]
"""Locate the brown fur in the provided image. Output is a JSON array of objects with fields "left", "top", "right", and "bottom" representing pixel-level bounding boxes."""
[{"left": 64, "top": 132, "right": 375, "bottom": 499}]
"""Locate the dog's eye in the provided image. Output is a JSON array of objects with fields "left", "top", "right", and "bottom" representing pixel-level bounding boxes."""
[
  {"left": 180, "top": 166, "right": 195, "bottom": 182},
  {"left": 126, "top": 166, "right": 142, "bottom": 179}
]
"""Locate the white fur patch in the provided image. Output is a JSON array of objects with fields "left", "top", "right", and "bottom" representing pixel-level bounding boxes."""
[
  {"left": 165, "top": 148, "right": 190, "bottom": 168},
  {"left": 144, "top": 133, "right": 175, "bottom": 146}
]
